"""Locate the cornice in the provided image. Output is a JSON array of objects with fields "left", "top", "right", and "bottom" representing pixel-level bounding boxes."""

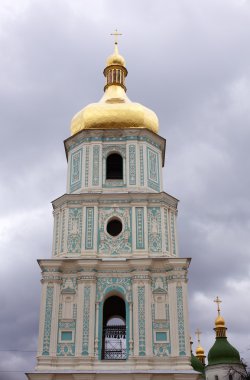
[
  {"left": 38, "top": 257, "right": 191, "bottom": 274},
  {"left": 52, "top": 191, "right": 179, "bottom": 210},
  {"left": 64, "top": 128, "right": 166, "bottom": 164}
]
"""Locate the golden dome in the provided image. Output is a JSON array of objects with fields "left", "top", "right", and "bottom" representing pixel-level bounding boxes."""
[
  {"left": 196, "top": 345, "right": 205, "bottom": 356},
  {"left": 106, "top": 43, "right": 126, "bottom": 66},
  {"left": 70, "top": 43, "right": 159, "bottom": 135},
  {"left": 215, "top": 315, "right": 225, "bottom": 328}
]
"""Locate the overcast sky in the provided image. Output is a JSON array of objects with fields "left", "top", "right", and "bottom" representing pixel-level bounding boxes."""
[{"left": 0, "top": 0, "right": 250, "bottom": 378}]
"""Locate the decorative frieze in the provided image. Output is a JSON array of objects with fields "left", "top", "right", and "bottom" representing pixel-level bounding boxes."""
[
  {"left": 164, "top": 208, "right": 169, "bottom": 253},
  {"left": 70, "top": 148, "right": 82, "bottom": 193},
  {"left": 92, "top": 145, "right": 100, "bottom": 186},
  {"left": 139, "top": 146, "right": 144, "bottom": 186},
  {"left": 82, "top": 286, "right": 91, "bottom": 355},
  {"left": 96, "top": 277, "right": 132, "bottom": 303},
  {"left": 57, "top": 320, "right": 76, "bottom": 357},
  {"left": 147, "top": 147, "right": 160, "bottom": 192},
  {"left": 138, "top": 286, "right": 146, "bottom": 356},
  {"left": 60, "top": 209, "right": 66, "bottom": 253},
  {"left": 54, "top": 213, "right": 60, "bottom": 256},
  {"left": 148, "top": 207, "right": 162, "bottom": 252},
  {"left": 170, "top": 211, "right": 177, "bottom": 256},
  {"left": 85, "top": 146, "right": 89, "bottom": 187},
  {"left": 129, "top": 144, "right": 136, "bottom": 185},
  {"left": 176, "top": 286, "right": 186, "bottom": 356},
  {"left": 67, "top": 208, "right": 82, "bottom": 254},
  {"left": 42, "top": 285, "right": 54, "bottom": 355},
  {"left": 85, "top": 207, "right": 94, "bottom": 250},
  {"left": 135, "top": 207, "right": 145, "bottom": 249}
]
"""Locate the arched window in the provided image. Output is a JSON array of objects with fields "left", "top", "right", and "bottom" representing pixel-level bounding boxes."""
[
  {"left": 102, "top": 295, "right": 126, "bottom": 360},
  {"left": 106, "top": 153, "right": 123, "bottom": 180}
]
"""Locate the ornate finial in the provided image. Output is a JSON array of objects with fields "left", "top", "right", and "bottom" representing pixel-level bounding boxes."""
[
  {"left": 190, "top": 336, "right": 193, "bottom": 353},
  {"left": 195, "top": 328, "right": 202, "bottom": 343},
  {"left": 214, "top": 296, "right": 222, "bottom": 316},
  {"left": 111, "top": 29, "right": 122, "bottom": 45},
  {"left": 195, "top": 329, "right": 206, "bottom": 364}
]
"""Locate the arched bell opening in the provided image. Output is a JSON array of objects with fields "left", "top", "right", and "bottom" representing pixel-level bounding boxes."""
[
  {"left": 102, "top": 295, "right": 126, "bottom": 360},
  {"left": 106, "top": 153, "right": 123, "bottom": 180}
]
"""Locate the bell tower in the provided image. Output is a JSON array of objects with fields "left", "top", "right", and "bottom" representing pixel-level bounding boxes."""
[{"left": 26, "top": 38, "right": 199, "bottom": 380}]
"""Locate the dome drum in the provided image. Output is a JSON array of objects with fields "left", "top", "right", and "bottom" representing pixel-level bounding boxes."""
[{"left": 104, "top": 64, "right": 128, "bottom": 92}]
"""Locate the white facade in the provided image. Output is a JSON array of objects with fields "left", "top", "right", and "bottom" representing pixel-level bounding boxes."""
[
  {"left": 206, "top": 364, "right": 246, "bottom": 380},
  {"left": 26, "top": 127, "right": 199, "bottom": 380}
]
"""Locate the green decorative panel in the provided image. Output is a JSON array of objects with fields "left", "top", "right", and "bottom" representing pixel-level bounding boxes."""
[
  {"left": 67, "top": 208, "right": 82, "bottom": 254},
  {"left": 170, "top": 211, "right": 176, "bottom": 255},
  {"left": 138, "top": 286, "right": 146, "bottom": 356},
  {"left": 92, "top": 145, "right": 100, "bottom": 186},
  {"left": 139, "top": 146, "right": 144, "bottom": 186},
  {"left": 129, "top": 144, "right": 136, "bottom": 185},
  {"left": 164, "top": 208, "right": 169, "bottom": 252},
  {"left": 57, "top": 320, "right": 76, "bottom": 356},
  {"left": 61, "top": 331, "right": 72, "bottom": 341},
  {"left": 85, "top": 207, "right": 94, "bottom": 250},
  {"left": 96, "top": 277, "right": 132, "bottom": 303},
  {"left": 152, "top": 303, "right": 171, "bottom": 357},
  {"left": 82, "top": 286, "right": 91, "bottom": 355},
  {"left": 98, "top": 207, "right": 132, "bottom": 255},
  {"left": 54, "top": 213, "right": 60, "bottom": 256},
  {"left": 70, "top": 148, "right": 82, "bottom": 192},
  {"left": 152, "top": 276, "right": 168, "bottom": 292},
  {"left": 60, "top": 209, "right": 66, "bottom": 253},
  {"left": 58, "top": 303, "right": 62, "bottom": 319},
  {"left": 156, "top": 332, "right": 167, "bottom": 341},
  {"left": 42, "top": 285, "right": 54, "bottom": 355},
  {"left": 135, "top": 207, "right": 145, "bottom": 249},
  {"left": 85, "top": 146, "right": 89, "bottom": 187},
  {"left": 176, "top": 286, "right": 186, "bottom": 355},
  {"left": 148, "top": 207, "right": 162, "bottom": 252},
  {"left": 147, "top": 147, "right": 160, "bottom": 192},
  {"left": 73, "top": 304, "right": 77, "bottom": 319}
]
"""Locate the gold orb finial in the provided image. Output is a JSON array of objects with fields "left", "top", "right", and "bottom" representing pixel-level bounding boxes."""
[
  {"left": 213, "top": 296, "right": 227, "bottom": 336},
  {"left": 195, "top": 329, "right": 206, "bottom": 364}
]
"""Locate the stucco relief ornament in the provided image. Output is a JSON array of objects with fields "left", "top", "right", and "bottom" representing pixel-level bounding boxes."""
[
  {"left": 61, "top": 277, "right": 77, "bottom": 293},
  {"left": 98, "top": 208, "right": 132, "bottom": 255}
]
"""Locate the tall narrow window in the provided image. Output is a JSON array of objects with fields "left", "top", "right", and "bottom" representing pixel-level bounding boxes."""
[
  {"left": 106, "top": 153, "right": 123, "bottom": 180},
  {"left": 102, "top": 296, "right": 126, "bottom": 360}
]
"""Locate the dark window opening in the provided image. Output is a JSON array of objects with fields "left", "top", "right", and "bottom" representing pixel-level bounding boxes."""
[
  {"left": 107, "top": 219, "right": 122, "bottom": 237},
  {"left": 102, "top": 296, "right": 126, "bottom": 360},
  {"left": 106, "top": 153, "right": 123, "bottom": 180}
]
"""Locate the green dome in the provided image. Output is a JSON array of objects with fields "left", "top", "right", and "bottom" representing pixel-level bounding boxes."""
[
  {"left": 208, "top": 337, "right": 241, "bottom": 366},
  {"left": 191, "top": 353, "right": 205, "bottom": 375}
]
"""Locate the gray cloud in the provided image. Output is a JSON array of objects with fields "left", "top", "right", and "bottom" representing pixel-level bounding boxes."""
[{"left": 0, "top": 0, "right": 250, "bottom": 378}]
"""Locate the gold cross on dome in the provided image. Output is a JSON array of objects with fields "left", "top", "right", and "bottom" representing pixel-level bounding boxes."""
[
  {"left": 214, "top": 296, "right": 222, "bottom": 315},
  {"left": 195, "top": 328, "right": 202, "bottom": 343},
  {"left": 111, "top": 29, "right": 122, "bottom": 44}
]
